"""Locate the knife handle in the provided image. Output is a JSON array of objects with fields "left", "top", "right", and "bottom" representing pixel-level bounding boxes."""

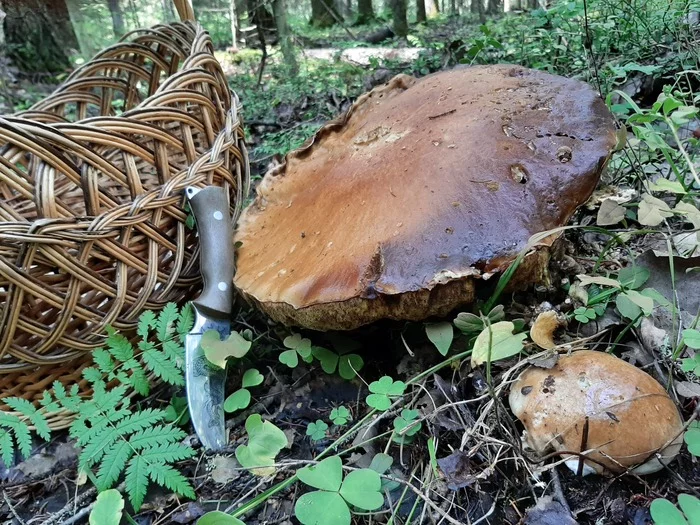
[{"left": 186, "top": 186, "right": 234, "bottom": 316}]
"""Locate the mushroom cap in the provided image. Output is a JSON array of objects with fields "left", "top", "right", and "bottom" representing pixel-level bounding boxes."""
[
  {"left": 509, "top": 350, "right": 684, "bottom": 475},
  {"left": 234, "top": 65, "right": 617, "bottom": 331}
]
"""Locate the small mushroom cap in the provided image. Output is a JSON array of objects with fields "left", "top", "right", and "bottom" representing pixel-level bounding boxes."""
[
  {"left": 509, "top": 350, "right": 684, "bottom": 475},
  {"left": 234, "top": 65, "right": 617, "bottom": 331}
]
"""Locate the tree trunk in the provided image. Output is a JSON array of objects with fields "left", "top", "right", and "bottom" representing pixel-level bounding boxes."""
[
  {"left": 356, "top": 0, "right": 375, "bottom": 24},
  {"left": 4, "top": 0, "right": 79, "bottom": 73},
  {"left": 471, "top": 0, "right": 478, "bottom": 13},
  {"left": 391, "top": 0, "right": 408, "bottom": 37},
  {"left": 310, "top": 0, "right": 339, "bottom": 27},
  {"left": 450, "top": 0, "right": 457, "bottom": 16},
  {"left": 416, "top": 0, "right": 426, "bottom": 22},
  {"left": 486, "top": 0, "right": 500, "bottom": 14},
  {"left": 272, "top": 0, "right": 297, "bottom": 75},
  {"left": 477, "top": 0, "right": 485, "bottom": 21},
  {"left": 229, "top": 0, "right": 238, "bottom": 49},
  {"left": 247, "top": 0, "right": 275, "bottom": 32},
  {"left": 107, "top": 0, "right": 125, "bottom": 38},
  {"left": 527, "top": 0, "right": 537, "bottom": 8}
]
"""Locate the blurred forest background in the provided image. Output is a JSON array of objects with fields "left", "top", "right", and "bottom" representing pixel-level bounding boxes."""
[{"left": 0, "top": 0, "right": 698, "bottom": 178}]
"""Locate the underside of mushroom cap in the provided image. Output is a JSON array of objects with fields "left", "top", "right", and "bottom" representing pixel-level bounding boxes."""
[{"left": 233, "top": 65, "right": 618, "bottom": 331}]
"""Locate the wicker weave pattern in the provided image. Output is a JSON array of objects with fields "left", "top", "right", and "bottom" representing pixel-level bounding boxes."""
[{"left": 0, "top": 22, "right": 249, "bottom": 414}]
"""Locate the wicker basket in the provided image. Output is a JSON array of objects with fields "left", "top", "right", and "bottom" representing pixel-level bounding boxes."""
[{"left": 0, "top": 21, "right": 249, "bottom": 426}]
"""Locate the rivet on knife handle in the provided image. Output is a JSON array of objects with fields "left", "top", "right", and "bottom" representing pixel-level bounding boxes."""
[{"left": 186, "top": 186, "right": 234, "bottom": 316}]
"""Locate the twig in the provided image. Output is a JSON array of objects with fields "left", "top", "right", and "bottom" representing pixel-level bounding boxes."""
[
  {"left": 42, "top": 487, "right": 98, "bottom": 525},
  {"left": 318, "top": 0, "right": 356, "bottom": 39},
  {"left": 3, "top": 490, "right": 25, "bottom": 524}
]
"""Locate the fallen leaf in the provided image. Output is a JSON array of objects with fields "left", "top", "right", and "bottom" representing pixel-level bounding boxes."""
[
  {"left": 675, "top": 381, "right": 700, "bottom": 399},
  {"left": 530, "top": 311, "right": 561, "bottom": 350},
  {"left": 638, "top": 193, "right": 673, "bottom": 226},
  {"left": 437, "top": 450, "right": 474, "bottom": 490},
  {"left": 16, "top": 453, "right": 57, "bottom": 478},
  {"left": 471, "top": 322, "right": 527, "bottom": 367},
  {"left": 201, "top": 330, "right": 252, "bottom": 368},
  {"left": 523, "top": 496, "right": 577, "bottom": 525},
  {"left": 576, "top": 274, "right": 621, "bottom": 288},
  {"left": 210, "top": 456, "right": 241, "bottom": 484},
  {"left": 597, "top": 198, "right": 626, "bottom": 226},
  {"left": 648, "top": 179, "right": 687, "bottom": 194},
  {"left": 675, "top": 201, "right": 700, "bottom": 229},
  {"left": 528, "top": 351, "right": 559, "bottom": 369},
  {"left": 425, "top": 322, "right": 453, "bottom": 356}
]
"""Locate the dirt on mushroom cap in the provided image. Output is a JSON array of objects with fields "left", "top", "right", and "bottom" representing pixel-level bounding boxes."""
[{"left": 233, "top": 65, "right": 618, "bottom": 330}]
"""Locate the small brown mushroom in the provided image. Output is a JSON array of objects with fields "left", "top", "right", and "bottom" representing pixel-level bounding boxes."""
[
  {"left": 509, "top": 350, "right": 684, "bottom": 475},
  {"left": 233, "top": 65, "right": 617, "bottom": 331}
]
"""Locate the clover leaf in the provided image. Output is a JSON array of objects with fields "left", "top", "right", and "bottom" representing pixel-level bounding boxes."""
[
  {"left": 366, "top": 376, "right": 406, "bottom": 411},
  {"left": 684, "top": 329, "right": 700, "bottom": 350},
  {"left": 280, "top": 333, "right": 313, "bottom": 368},
  {"left": 330, "top": 406, "right": 351, "bottom": 426},
  {"left": 163, "top": 395, "right": 190, "bottom": 426},
  {"left": 392, "top": 408, "right": 422, "bottom": 444},
  {"left": 306, "top": 420, "right": 329, "bottom": 441},
  {"left": 573, "top": 307, "right": 597, "bottom": 324},
  {"left": 89, "top": 489, "right": 123, "bottom": 525},
  {"left": 650, "top": 495, "right": 700, "bottom": 525},
  {"left": 294, "top": 456, "right": 384, "bottom": 525},
  {"left": 242, "top": 368, "right": 264, "bottom": 388},
  {"left": 685, "top": 421, "right": 700, "bottom": 457},
  {"left": 224, "top": 388, "right": 251, "bottom": 413},
  {"left": 311, "top": 347, "right": 364, "bottom": 379},
  {"left": 201, "top": 330, "right": 252, "bottom": 368},
  {"left": 235, "top": 414, "right": 288, "bottom": 476}
]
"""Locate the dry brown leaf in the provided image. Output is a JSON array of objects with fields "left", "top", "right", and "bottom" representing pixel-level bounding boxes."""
[
  {"left": 530, "top": 311, "right": 561, "bottom": 350},
  {"left": 597, "top": 198, "right": 626, "bottom": 226}
]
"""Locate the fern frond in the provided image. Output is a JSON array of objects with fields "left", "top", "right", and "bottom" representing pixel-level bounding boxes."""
[
  {"left": 125, "top": 455, "right": 149, "bottom": 511},
  {"left": 157, "top": 303, "right": 179, "bottom": 343},
  {"left": 0, "top": 428, "right": 14, "bottom": 466},
  {"left": 92, "top": 349, "right": 115, "bottom": 374},
  {"left": 162, "top": 340, "right": 184, "bottom": 364},
  {"left": 128, "top": 426, "right": 187, "bottom": 450},
  {"left": 106, "top": 328, "right": 134, "bottom": 362},
  {"left": 0, "top": 413, "right": 31, "bottom": 459},
  {"left": 129, "top": 367, "right": 150, "bottom": 396},
  {"left": 139, "top": 441, "right": 195, "bottom": 463},
  {"left": 142, "top": 349, "right": 184, "bottom": 386},
  {"left": 96, "top": 440, "right": 134, "bottom": 491},
  {"left": 147, "top": 462, "right": 195, "bottom": 500},
  {"left": 82, "top": 366, "right": 103, "bottom": 385},
  {"left": 176, "top": 303, "right": 194, "bottom": 342},
  {"left": 39, "top": 391, "right": 60, "bottom": 413},
  {"left": 4, "top": 397, "right": 51, "bottom": 441},
  {"left": 137, "top": 310, "right": 157, "bottom": 340}
]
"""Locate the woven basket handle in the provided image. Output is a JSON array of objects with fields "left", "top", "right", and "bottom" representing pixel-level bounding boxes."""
[{"left": 173, "top": 0, "right": 195, "bottom": 21}]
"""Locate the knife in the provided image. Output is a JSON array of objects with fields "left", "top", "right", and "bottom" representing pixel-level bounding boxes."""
[{"left": 184, "top": 185, "right": 234, "bottom": 451}]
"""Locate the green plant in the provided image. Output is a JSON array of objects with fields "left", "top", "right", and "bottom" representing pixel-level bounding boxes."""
[
  {"left": 650, "top": 494, "right": 700, "bottom": 524},
  {"left": 294, "top": 456, "right": 384, "bottom": 525},
  {"left": 392, "top": 409, "right": 422, "bottom": 444},
  {"left": 89, "top": 489, "right": 124, "bottom": 525},
  {"left": 329, "top": 406, "right": 351, "bottom": 426},
  {"left": 279, "top": 333, "right": 314, "bottom": 368},
  {"left": 0, "top": 304, "right": 196, "bottom": 511},
  {"left": 454, "top": 305, "right": 506, "bottom": 335},
  {"left": 198, "top": 511, "right": 247, "bottom": 524},
  {"left": 471, "top": 321, "right": 527, "bottom": 367},
  {"left": 573, "top": 306, "right": 599, "bottom": 323},
  {"left": 310, "top": 346, "right": 364, "bottom": 379},
  {"left": 201, "top": 329, "right": 252, "bottom": 368},
  {"left": 425, "top": 322, "right": 454, "bottom": 356},
  {"left": 235, "top": 414, "right": 288, "bottom": 476},
  {"left": 685, "top": 422, "right": 700, "bottom": 455},
  {"left": 306, "top": 420, "right": 329, "bottom": 441},
  {"left": 366, "top": 376, "right": 407, "bottom": 411},
  {"left": 164, "top": 396, "right": 190, "bottom": 427},
  {"left": 224, "top": 369, "right": 265, "bottom": 413}
]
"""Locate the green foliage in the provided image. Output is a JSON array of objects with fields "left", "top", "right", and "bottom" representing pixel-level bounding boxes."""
[
  {"left": 280, "top": 333, "right": 313, "bottom": 368},
  {"left": 684, "top": 422, "right": 700, "bottom": 456},
  {"left": 573, "top": 307, "right": 598, "bottom": 324},
  {"left": 651, "top": 494, "right": 700, "bottom": 525},
  {"left": 197, "top": 511, "right": 247, "bottom": 525},
  {"left": 311, "top": 346, "right": 364, "bottom": 380},
  {"left": 164, "top": 396, "right": 190, "bottom": 427},
  {"left": 224, "top": 369, "right": 264, "bottom": 414},
  {"left": 425, "top": 322, "right": 454, "bottom": 356},
  {"left": 366, "top": 377, "right": 407, "bottom": 411},
  {"left": 201, "top": 330, "right": 252, "bottom": 368},
  {"left": 295, "top": 456, "right": 384, "bottom": 525},
  {"left": 235, "top": 414, "right": 288, "bottom": 476},
  {"left": 89, "top": 489, "right": 124, "bottom": 525},
  {"left": 454, "top": 305, "right": 505, "bottom": 335},
  {"left": 0, "top": 304, "right": 196, "bottom": 511},
  {"left": 306, "top": 420, "right": 329, "bottom": 441},
  {"left": 683, "top": 330, "right": 700, "bottom": 350},
  {"left": 471, "top": 321, "right": 527, "bottom": 367},
  {"left": 392, "top": 409, "right": 422, "bottom": 444},
  {"left": 329, "top": 406, "right": 351, "bottom": 426}
]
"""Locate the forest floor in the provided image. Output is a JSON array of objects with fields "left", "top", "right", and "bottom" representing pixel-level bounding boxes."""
[{"left": 2, "top": 4, "right": 700, "bottom": 525}]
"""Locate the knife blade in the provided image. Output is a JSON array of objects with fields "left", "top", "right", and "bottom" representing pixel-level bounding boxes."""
[{"left": 184, "top": 185, "right": 234, "bottom": 451}]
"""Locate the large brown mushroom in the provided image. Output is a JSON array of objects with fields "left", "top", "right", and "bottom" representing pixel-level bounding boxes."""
[
  {"left": 233, "top": 65, "right": 618, "bottom": 331},
  {"left": 508, "top": 350, "right": 684, "bottom": 475}
]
